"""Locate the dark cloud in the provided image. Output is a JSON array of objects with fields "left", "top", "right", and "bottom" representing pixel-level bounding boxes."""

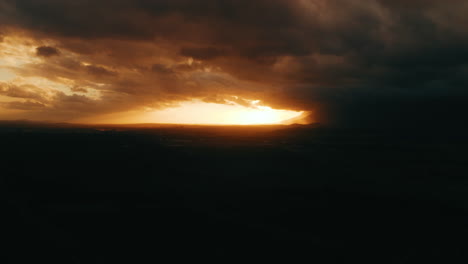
[
  {"left": 151, "top": 64, "right": 174, "bottom": 74},
  {"left": 85, "top": 65, "right": 117, "bottom": 77},
  {"left": 0, "top": 0, "right": 467, "bottom": 127},
  {"left": 36, "top": 46, "right": 60, "bottom": 57},
  {"left": 0, "top": 82, "right": 50, "bottom": 102},
  {"left": 1, "top": 100, "right": 46, "bottom": 110},
  {"left": 180, "top": 47, "right": 226, "bottom": 60}
]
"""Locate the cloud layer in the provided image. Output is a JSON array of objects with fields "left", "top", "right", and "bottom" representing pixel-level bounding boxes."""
[{"left": 0, "top": 0, "right": 467, "bottom": 127}]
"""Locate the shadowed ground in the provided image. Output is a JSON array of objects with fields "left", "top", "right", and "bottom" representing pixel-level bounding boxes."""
[{"left": 2, "top": 122, "right": 468, "bottom": 263}]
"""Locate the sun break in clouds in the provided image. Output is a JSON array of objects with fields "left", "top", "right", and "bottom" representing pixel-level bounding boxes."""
[{"left": 0, "top": 0, "right": 467, "bottom": 127}]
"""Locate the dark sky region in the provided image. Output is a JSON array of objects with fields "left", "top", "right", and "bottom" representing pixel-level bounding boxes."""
[{"left": 0, "top": 0, "right": 467, "bottom": 127}]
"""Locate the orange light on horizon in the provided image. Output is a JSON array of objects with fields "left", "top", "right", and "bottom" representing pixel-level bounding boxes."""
[
  {"left": 78, "top": 99, "right": 306, "bottom": 125},
  {"left": 148, "top": 100, "right": 304, "bottom": 125}
]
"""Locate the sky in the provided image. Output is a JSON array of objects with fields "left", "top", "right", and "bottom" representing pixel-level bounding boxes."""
[{"left": 0, "top": 0, "right": 467, "bottom": 127}]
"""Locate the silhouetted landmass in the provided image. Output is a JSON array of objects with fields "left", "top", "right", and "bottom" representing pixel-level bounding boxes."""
[
  {"left": 2, "top": 121, "right": 468, "bottom": 263},
  {"left": 281, "top": 111, "right": 314, "bottom": 125}
]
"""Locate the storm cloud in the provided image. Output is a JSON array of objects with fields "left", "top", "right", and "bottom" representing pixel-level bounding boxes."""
[
  {"left": 36, "top": 46, "right": 60, "bottom": 57},
  {"left": 0, "top": 0, "right": 467, "bottom": 127}
]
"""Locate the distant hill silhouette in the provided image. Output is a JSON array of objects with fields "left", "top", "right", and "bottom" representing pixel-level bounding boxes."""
[{"left": 281, "top": 111, "right": 314, "bottom": 125}]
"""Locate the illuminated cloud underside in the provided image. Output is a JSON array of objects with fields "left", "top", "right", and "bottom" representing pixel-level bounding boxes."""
[
  {"left": 0, "top": 0, "right": 467, "bottom": 127},
  {"left": 76, "top": 100, "right": 304, "bottom": 125},
  {"left": 147, "top": 100, "right": 304, "bottom": 125}
]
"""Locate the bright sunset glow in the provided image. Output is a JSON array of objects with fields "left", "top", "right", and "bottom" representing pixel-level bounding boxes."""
[
  {"left": 0, "top": 35, "right": 306, "bottom": 125},
  {"left": 2, "top": 1, "right": 460, "bottom": 127},
  {"left": 136, "top": 100, "right": 304, "bottom": 125}
]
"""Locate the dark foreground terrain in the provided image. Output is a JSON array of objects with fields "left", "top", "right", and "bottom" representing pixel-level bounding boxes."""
[{"left": 2, "top": 122, "right": 468, "bottom": 263}]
